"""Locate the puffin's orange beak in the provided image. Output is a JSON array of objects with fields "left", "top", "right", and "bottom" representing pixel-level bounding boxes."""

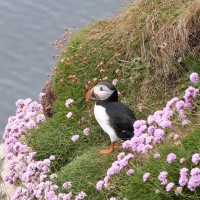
[{"left": 86, "top": 88, "right": 95, "bottom": 99}]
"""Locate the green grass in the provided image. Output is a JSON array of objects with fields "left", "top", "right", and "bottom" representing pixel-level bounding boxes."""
[{"left": 28, "top": 0, "right": 200, "bottom": 199}]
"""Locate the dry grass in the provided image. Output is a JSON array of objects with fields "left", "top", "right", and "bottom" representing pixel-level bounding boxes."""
[
  {"left": 41, "top": 76, "right": 56, "bottom": 117},
  {"left": 89, "top": 0, "right": 200, "bottom": 64},
  {"left": 85, "top": 0, "right": 200, "bottom": 115}
]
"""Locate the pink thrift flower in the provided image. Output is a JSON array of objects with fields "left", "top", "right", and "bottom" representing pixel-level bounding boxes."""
[
  {"left": 146, "top": 136, "right": 153, "bottom": 144},
  {"left": 50, "top": 174, "right": 57, "bottom": 180},
  {"left": 71, "top": 135, "right": 79, "bottom": 142},
  {"left": 58, "top": 192, "right": 72, "bottom": 199},
  {"left": 104, "top": 176, "right": 110, "bottom": 185},
  {"left": 143, "top": 172, "right": 150, "bottom": 182},
  {"left": 176, "top": 100, "right": 185, "bottom": 110},
  {"left": 112, "top": 79, "right": 118, "bottom": 86},
  {"left": 174, "top": 134, "right": 180, "bottom": 141},
  {"left": 166, "top": 97, "right": 179, "bottom": 108},
  {"left": 184, "top": 86, "right": 199, "bottom": 103},
  {"left": 49, "top": 155, "right": 55, "bottom": 161},
  {"left": 96, "top": 180, "right": 104, "bottom": 190},
  {"left": 36, "top": 114, "right": 45, "bottom": 123},
  {"left": 154, "top": 152, "right": 161, "bottom": 159},
  {"left": 63, "top": 181, "right": 72, "bottom": 189},
  {"left": 160, "top": 120, "right": 172, "bottom": 128},
  {"left": 142, "top": 144, "right": 153, "bottom": 154},
  {"left": 167, "top": 153, "right": 177, "bottom": 163},
  {"left": 188, "top": 167, "right": 200, "bottom": 191},
  {"left": 180, "top": 168, "right": 188, "bottom": 176},
  {"left": 66, "top": 112, "right": 73, "bottom": 118},
  {"left": 127, "top": 169, "right": 135, "bottom": 176},
  {"left": 65, "top": 99, "right": 74, "bottom": 108},
  {"left": 190, "top": 167, "right": 200, "bottom": 176},
  {"left": 161, "top": 179, "right": 168, "bottom": 186},
  {"left": 155, "top": 189, "right": 160, "bottom": 193},
  {"left": 179, "top": 175, "right": 188, "bottom": 186},
  {"left": 180, "top": 158, "right": 186, "bottom": 164},
  {"left": 166, "top": 182, "right": 174, "bottom": 191},
  {"left": 15, "top": 99, "right": 25, "bottom": 108},
  {"left": 147, "top": 125, "right": 156, "bottom": 134},
  {"left": 158, "top": 171, "right": 168, "bottom": 182},
  {"left": 117, "top": 152, "right": 125, "bottom": 161},
  {"left": 26, "top": 120, "right": 36, "bottom": 129},
  {"left": 182, "top": 119, "right": 190, "bottom": 126},
  {"left": 75, "top": 191, "right": 87, "bottom": 200},
  {"left": 147, "top": 115, "right": 155, "bottom": 125},
  {"left": 153, "top": 129, "right": 165, "bottom": 144},
  {"left": 83, "top": 127, "right": 91, "bottom": 136},
  {"left": 190, "top": 72, "right": 198, "bottom": 84},
  {"left": 133, "top": 120, "right": 146, "bottom": 129},
  {"left": 175, "top": 186, "right": 183, "bottom": 196},
  {"left": 192, "top": 153, "right": 200, "bottom": 165},
  {"left": 39, "top": 93, "right": 46, "bottom": 100}
]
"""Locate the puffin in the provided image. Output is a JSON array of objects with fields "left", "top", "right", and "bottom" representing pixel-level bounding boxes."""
[{"left": 86, "top": 82, "right": 136, "bottom": 154}]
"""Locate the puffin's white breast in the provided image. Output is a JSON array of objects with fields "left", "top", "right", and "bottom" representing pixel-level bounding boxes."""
[{"left": 94, "top": 104, "right": 120, "bottom": 142}]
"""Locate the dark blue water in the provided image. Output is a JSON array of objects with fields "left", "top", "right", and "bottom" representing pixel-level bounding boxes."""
[{"left": 0, "top": 0, "right": 123, "bottom": 138}]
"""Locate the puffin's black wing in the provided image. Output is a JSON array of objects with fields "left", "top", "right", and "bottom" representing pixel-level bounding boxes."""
[{"left": 105, "top": 101, "right": 136, "bottom": 140}]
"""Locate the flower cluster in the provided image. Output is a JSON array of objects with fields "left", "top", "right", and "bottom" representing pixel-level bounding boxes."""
[
  {"left": 83, "top": 127, "right": 91, "bottom": 136},
  {"left": 63, "top": 182, "right": 72, "bottom": 190},
  {"left": 65, "top": 99, "right": 74, "bottom": 108},
  {"left": 65, "top": 99, "right": 74, "bottom": 119},
  {"left": 71, "top": 135, "right": 79, "bottom": 142},
  {"left": 192, "top": 153, "right": 200, "bottom": 165},
  {"left": 143, "top": 172, "right": 150, "bottom": 182},
  {"left": 158, "top": 171, "right": 168, "bottom": 185},
  {"left": 157, "top": 153, "right": 200, "bottom": 194},
  {"left": 167, "top": 153, "right": 177, "bottom": 164},
  {"left": 96, "top": 153, "right": 134, "bottom": 190},
  {"left": 3, "top": 98, "right": 87, "bottom": 200},
  {"left": 66, "top": 112, "right": 73, "bottom": 119},
  {"left": 75, "top": 191, "right": 87, "bottom": 200},
  {"left": 122, "top": 75, "right": 199, "bottom": 156},
  {"left": 188, "top": 167, "right": 200, "bottom": 191}
]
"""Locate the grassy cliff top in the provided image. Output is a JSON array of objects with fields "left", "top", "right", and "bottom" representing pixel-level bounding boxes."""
[{"left": 28, "top": 0, "right": 200, "bottom": 199}]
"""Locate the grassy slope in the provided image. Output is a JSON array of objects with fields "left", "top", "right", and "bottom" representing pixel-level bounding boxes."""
[{"left": 29, "top": 0, "right": 200, "bottom": 199}]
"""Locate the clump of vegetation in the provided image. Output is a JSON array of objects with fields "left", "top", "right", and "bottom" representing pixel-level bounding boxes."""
[{"left": 2, "top": 0, "right": 200, "bottom": 199}]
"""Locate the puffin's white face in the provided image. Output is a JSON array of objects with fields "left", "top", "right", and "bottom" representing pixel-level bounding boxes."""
[
  {"left": 86, "top": 82, "right": 116, "bottom": 101},
  {"left": 93, "top": 84, "right": 114, "bottom": 100}
]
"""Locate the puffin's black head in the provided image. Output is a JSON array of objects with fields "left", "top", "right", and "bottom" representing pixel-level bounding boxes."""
[{"left": 86, "top": 82, "right": 118, "bottom": 102}]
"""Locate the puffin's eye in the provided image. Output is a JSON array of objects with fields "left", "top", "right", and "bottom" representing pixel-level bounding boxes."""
[{"left": 100, "top": 86, "right": 103, "bottom": 91}]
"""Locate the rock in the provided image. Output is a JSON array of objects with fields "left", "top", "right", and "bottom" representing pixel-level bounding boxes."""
[{"left": 0, "top": 143, "right": 18, "bottom": 199}]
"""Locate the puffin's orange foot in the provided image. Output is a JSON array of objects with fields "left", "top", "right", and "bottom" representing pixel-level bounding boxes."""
[
  {"left": 99, "top": 143, "right": 114, "bottom": 154},
  {"left": 99, "top": 149, "right": 114, "bottom": 154}
]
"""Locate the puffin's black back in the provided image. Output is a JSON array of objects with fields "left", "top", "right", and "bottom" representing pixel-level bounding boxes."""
[
  {"left": 106, "top": 101, "right": 136, "bottom": 140},
  {"left": 97, "top": 99, "right": 136, "bottom": 140}
]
